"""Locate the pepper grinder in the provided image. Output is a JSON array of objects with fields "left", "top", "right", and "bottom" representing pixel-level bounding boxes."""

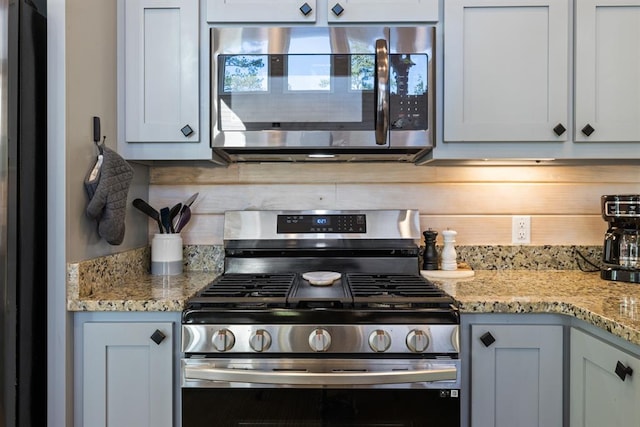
[
  {"left": 441, "top": 229, "right": 458, "bottom": 271},
  {"left": 422, "top": 229, "right": 439, "bottom": 270}
]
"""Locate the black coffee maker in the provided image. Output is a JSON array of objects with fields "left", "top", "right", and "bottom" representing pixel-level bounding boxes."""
[{"left": 601, "top": 195, "right": 640, "bottom": 283}]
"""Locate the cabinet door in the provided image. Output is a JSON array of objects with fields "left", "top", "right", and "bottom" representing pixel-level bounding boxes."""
[
  {"left": 124, "top": 0, "right": 199, "bottom": 143},
  {"left": 83, "top": 322, "right": 173, "bottom": 427},
  {"left": 570, "top": 328, "right": 640, "bottom": 427},
  {"left": 444, "top": 0, "right": 569, "bottom": 142},
  {"left": 206, "top": 0, "right": 317, "bottom": 22},
  {"left": 471, "top": 324, "right": 563, "bottom": 427},
  {"left": 575, "top": 0, "right": 640, "bottom": 142},
  {"left": 326, "top": 0, "right": 438, "bottom": 22}
]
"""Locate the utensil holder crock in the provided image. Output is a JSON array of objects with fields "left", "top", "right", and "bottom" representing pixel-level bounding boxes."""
[{"left": 151, "top": 233, "right": 183, "bottom": 275}]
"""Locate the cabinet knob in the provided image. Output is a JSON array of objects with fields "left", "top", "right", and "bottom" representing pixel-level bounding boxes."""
[
  {"left": 181, "top": 124, "right": 194, "bottom": 137},
  {"left": 150, "top": 329, "right": 166, "bottom": 345},
  {"left": 581, "top": 124, "right": 595, "bottom": 137},
  {"left": 299, "top": 2, "right": 313, "bottom": 16},
  {"left": 615, "top": 361, "right": 633, "bottom": 381},
  {"left": 553, "top": 123, "right": 566, "bottom": 136},
  {"left": 331, "top": 3, "right": 345, "bottom": 16},
  {"left": 479, "top": 331, "right": 496, "bottom": 347}
]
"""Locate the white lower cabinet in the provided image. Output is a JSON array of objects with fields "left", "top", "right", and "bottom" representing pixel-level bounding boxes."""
[
  {"left": 75, "top": 313, "right": 180, "bottom": 427},
  {"left": 570, "top": 328, "right": 640, "bottom": 427},
  {"left": 470, "top": 324, "right": 563, "bottom": 427}
]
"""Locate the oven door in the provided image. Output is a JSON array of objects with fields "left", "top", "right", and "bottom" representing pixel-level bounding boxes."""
[{"left": 182, "top": 358, "right": 460, "bottom": 427}]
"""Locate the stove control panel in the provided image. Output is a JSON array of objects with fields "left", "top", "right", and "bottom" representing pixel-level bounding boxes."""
[
  {"left": 183, "top": 324, "right": 460, "bottom": 355},
  {"left": 277, "top": 214, "right": 366, "bottom": 234}
]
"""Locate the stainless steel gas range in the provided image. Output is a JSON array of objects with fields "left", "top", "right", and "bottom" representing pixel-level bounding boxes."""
[{"left": 181, "top": 210, "right": 460, "bottom": 427}]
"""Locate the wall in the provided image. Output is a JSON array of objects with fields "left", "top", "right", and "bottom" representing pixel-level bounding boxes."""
[
  {"left": 148, "top": 162, "right": 640, "bottom": 246},
  {"left": 65, "top": 0, "right": 148, "bottom": 262}
]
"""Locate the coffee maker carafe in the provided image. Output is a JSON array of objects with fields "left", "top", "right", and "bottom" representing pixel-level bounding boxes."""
[{"left": 601, "top": 195, "right": 640, "bottom": 283}]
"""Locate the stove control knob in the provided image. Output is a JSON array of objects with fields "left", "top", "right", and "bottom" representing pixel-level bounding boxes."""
[
  {"left": 249, "top": 329, "right": 272, "bottom": 352},
  {"left": 212, "top": 328, "right": 235, "bottom": 352},
  {"left": 368, "top": 329, "right": 392, "bottom": 352},
  {"left": 308, "top": 328, "right": 332, "bottom": 352},
  {"left": 406, "top": 329, "right": 430, "bottom": 353}
]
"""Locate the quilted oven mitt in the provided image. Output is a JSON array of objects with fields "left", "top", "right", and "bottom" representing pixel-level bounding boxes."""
[{"left": 85, "top": 147, "right": 134, "bottom": 245}]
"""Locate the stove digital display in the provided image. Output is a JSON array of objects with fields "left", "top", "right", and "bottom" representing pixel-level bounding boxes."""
[
  {"left": 277, "top": 214, "right": 366, "bottom": 233},
  {"left": 314, "top": 217, "right": 329, "bottom": 225}
]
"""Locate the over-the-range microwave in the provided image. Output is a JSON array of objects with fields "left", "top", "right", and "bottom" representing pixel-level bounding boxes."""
[{"left": 209, "top": 26, "right": 435, "bottom": 164}]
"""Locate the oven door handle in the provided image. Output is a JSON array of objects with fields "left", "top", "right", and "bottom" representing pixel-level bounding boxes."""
[
  {"left": 375, "top": 38, "right": 389, "bottom": 146},
  {"left": 185, "top": 366, "right": 457, "bottom": 386}
]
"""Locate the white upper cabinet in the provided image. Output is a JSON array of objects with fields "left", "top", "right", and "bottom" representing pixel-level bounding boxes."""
[
  {"left": 119, "top": 0, "right": 208, "bottom": 160},
  {"left": 575, "top": 0, "right": 640, "bottom": 142},
  {"left": 326, "top": 0, "right": 439, "bottom": 23},
  {"left": 206, "top": 0, "right": 437, "bottom": 23},
  {"left": 206, "top": 0, "right": 317, "bottom": 22},
  {"left": 444, "top": 0, "right": 570, "bottom": 142}
]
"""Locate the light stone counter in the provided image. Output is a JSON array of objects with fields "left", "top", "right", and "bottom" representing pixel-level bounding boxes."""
[
  {"left": 66, "top": 245, "right": 640, "bottom": 346},
  {"left": 429, "top": 270, "right": 640, "bottom": 346},
  {"left": 66, "top": 246, "right": 222, "bottom": 312},
  {"left": 67, "top": 270, "right": 219, "bottom": 312}
]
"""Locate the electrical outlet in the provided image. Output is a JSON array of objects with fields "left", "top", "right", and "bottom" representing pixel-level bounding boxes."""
[{"left": 512, "top": 216, "right": 531, "bottom": 244}]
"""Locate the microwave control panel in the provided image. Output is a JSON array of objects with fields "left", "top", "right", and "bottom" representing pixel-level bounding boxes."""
[
  {"left": 389, "top": 54, "right": 429, "bottom": 131},
  {"left": 390, "top": 95, "right": 427, "bottom": 130}
]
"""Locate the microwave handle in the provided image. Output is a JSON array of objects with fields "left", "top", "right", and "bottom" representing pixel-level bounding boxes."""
[{"left": 375, "top": 39, "right": 389, "bottom": 146}]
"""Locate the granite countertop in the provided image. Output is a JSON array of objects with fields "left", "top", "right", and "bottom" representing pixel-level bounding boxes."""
[
  {"left": 67, "top": 271, "right": 219, "bottom": 312},
  {"left": 429, "top": 270, "right": 640, "bottom": 346},
  {"left": 68, "top": 263, "right": 640, "bottom": 345},
  {"left": 66, "top": 246, "right": 223, "bottom": 312},
  {"left": 65, "top": 245, "right": 640, "bottom": 346}
]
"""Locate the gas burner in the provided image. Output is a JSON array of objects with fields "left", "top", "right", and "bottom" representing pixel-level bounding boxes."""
[
  {"left": 187, "top": 272, "right": 455, "bottom": 311},
  {"left": 347, "top": 273, "right": 453, "bottom": 309},
  {"left": 188, "top": 273, "right": 295, "bottom": 308}
]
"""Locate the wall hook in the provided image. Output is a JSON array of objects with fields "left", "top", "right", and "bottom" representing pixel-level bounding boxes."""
[{"left": 93, "top": 116, "right": 104, "bottom": 154}]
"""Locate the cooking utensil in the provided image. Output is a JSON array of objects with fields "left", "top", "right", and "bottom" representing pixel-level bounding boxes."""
[
  {"left": 176, "top": 192, "right": 198, "bottom": 232},
  {"left": 132, "top": 198, "right": 163, "bottom": 233},
  {"left": 160, "top": 207, "right": 171, "bottom": 234},
  {"left": 175, "top": 205, "right": 191, "bottom": 233},
  {"left": 183, "top": 192, "right": 198, "bottom": 208},
  {"left": 168, "top": 203, "right": 182, "bottom": 233}
]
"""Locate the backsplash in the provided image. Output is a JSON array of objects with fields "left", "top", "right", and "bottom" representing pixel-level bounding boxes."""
[
  {"left": 147, "top": 163, "right": 639, "bottom": 247},
  {"left": 453, "top": 245, "right": 602, "bottom": 271},
  {"left": 67, "top": 244, "right": 604, "bottom": 302}
]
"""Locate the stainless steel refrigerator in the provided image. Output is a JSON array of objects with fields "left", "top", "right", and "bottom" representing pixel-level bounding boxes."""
[{"left": 0, "top": 0, "right": 47, "bottom": 425}]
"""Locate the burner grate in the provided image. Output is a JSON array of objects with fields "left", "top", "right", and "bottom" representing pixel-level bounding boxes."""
[
  {"left": 191, "top": 273, "right": 295, "bottom": 307},
  {"left": 347, "top": 274, "right": 453, "bottom": 308}
]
